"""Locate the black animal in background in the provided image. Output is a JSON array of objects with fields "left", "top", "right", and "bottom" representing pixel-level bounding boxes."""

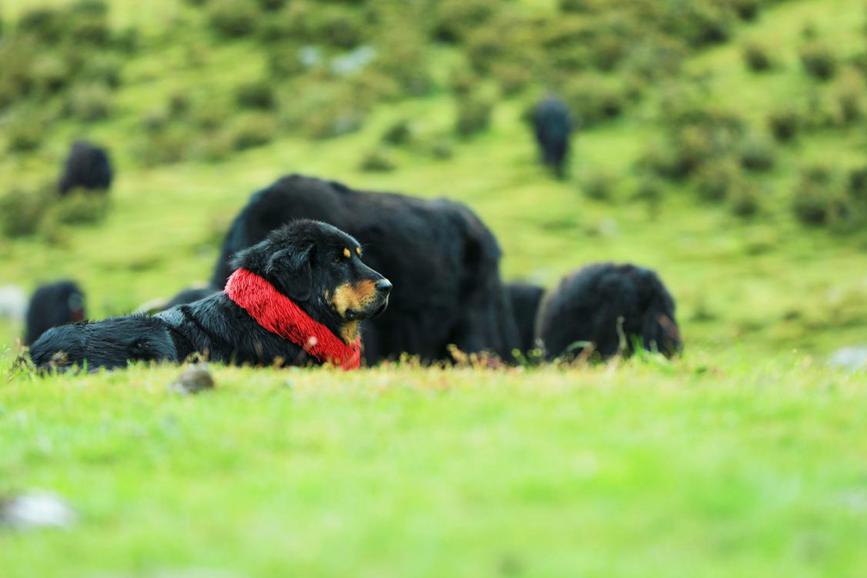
[
  {"left": 29, "top": 221, "right": 391, "bottom": 371},
  {"left": 58, "top": 140, "right": 113, "bottom": 195},
  {"left": 210, "top": 174, "right": 520, "bottom": 365},
  {"left": 24, "top": 280, "right": 86, "bottom": 346},
  {"left": 532, "top": 95, "right": 574, "bottom": 178},
  {"left": 505, "top": 281, "right": 545, "bottom": 356},
  {"left": 161, "top": 286, "right": 219, "bottom": 310},
  {"left": 536, "top": 263, "right": 681, "bottom": 361}
]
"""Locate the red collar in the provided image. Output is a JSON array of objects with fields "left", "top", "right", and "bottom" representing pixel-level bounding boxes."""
[{"left": 224, "top": 268, "right": 361, "bottom": 370}]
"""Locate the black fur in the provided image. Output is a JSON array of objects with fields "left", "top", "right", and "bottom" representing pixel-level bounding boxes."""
[
  {"left": 505, "top": 282, "right": 545, "bottom": 356},
  {"left": 532, "top": 96, "right": 573, "bottom": 178},
  {"left": 536, "top": 263, "right": 682, "bottom": 361},
  {"left": 58, "top": 140, "right": 113, "bottom": 196},
  {"left": 210, "top": 174, "right": 520, "bottom": 364},
  {"left": 24, "top": 280, "right": 86, "bottom": 346},
  {"left": 29, "top": 221, "right": 391, "bottom": 371}
]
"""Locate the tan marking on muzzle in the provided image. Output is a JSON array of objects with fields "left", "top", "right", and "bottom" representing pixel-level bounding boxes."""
[{"left": 331, "top": 280, "right": 379, "bottom": 317}]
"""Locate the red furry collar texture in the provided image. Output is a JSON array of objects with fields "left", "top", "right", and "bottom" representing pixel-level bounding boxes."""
[{"left": 224, "top": 268, "right": 361, "bottom": 370}]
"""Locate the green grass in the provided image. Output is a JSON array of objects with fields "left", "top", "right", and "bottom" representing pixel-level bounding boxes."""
[
  {"left": 2, "top": 357, "right": 867, "bottom": 577},
  {"left": 2, "top": 0, "right": 867, "bottom": 574}
]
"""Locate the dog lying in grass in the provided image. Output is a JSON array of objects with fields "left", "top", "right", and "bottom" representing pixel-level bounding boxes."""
[
  {"left": 29, "top": 220, "right": 391, "bottom": 371},
  {"left": 536, "top": 263, "right": 681, "bottom": 361}
]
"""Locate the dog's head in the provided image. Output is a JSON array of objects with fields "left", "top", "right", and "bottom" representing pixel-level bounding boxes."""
[{"left": 232, "top": 219, "right": 392, "bottom": 341}]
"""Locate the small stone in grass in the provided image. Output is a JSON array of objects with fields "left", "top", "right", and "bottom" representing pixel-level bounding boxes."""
[
  {"left": 0, "top": 491, "right": 77, "bottom": 530},
  {"left": 170, "top": 364, "right": 215, "bottom": 394}
]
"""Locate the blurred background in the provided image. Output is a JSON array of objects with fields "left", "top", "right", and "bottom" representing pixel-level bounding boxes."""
[{"left": 1, "top": 0, "right": 866, "bottom": 361}]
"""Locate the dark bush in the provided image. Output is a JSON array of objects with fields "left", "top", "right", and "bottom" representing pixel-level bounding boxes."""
[
  {"left": 580, "top": 170, "right": 616, "bottom": 201},
  {"left": 792, "top": 165, "right": 845, "bottom": 226},
  {"left": 799, "top": 42, "right": 837, "bottom": 81},
  {"left": 235, "top": 80, "right": 276, "bottom": 110},
  {"left": 192, "top": 131, "right": 234, "bottom": 163},
  {"left": 732, "top": 0, "right": 761, "bottom": 20},
  {"left": 738, "top": 133, "right": 776, "bottom": 172},
  {"left": 847, "top": 166, "right": 867, "bottom": 203},
  {"left": 767, "top": 107, "right": 801, "bottom": 142},
  {"left": 139, "top": 128, "right": 192, "bottom": 166},
  {"left": 730, "top": 181, "right": 761, "bottom": 217},
  {"left": 80, "top": 54, "right": 123, "bottom": 89},
  {"left": 48, "top": 190, "right": 111, "bottom": 226},
  {"left": 30, "top": 54, "right": 69, "bottom": 94},
  {"left": 562, "top": 76, "right": 626, "bottom": 128},
  {"left": 0, "top": 187, "right": 51, "bottom": 238},
  {"left": 742, "top": 42, "right": 774, "bottom": 72},
  {"left": 359, "top": 149, "right": 396, "bottom": 172},
  {"left": 17, "top": 7, "right": 65, "bottom": 43},
  {"left": 454, "top": 92, "right": 494, "bottom": 137},
  {"left": 266, "top": 46, "right": 305, "bottom": 79},
  {"left": 663, "top": 1, "right": 735, "bottom": 47},
  {"left": 381, "top": 119, "right": 412, "bottom": 146},
  {"left": 433, "top": 0, "right": 499, "bottom": 43},
  {"left": 833, "top": 72, "right": 864, "bottom": 124},
  {"left": 230, "top": 113, "right": 277, "bottom": 150},
  {"left": 64, "top": 84, "right": 113, "bottom": 121},
  {"left": 207, "top": 0, "right": 260, "bottom": 38},
  {"left": 6, "top": 121, "right": 42, "bottom": 153},
  {"left": 693, "top": 159, "right": 741, "bottom": 202}
]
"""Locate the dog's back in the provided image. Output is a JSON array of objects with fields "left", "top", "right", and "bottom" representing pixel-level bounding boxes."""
[{"left": 29, "top": 316, "right": 178, "bottom": 371}]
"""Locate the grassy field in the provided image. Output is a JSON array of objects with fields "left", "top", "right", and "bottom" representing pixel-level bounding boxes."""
[
  {"left": 2, "top": 357, "right": 867, "bottom": 577},
  {"left": 2, "top": 0, "right": 867, "bottom": 575}
]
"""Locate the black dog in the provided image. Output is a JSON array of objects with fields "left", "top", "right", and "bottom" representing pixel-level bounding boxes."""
[
  {"left": 536, "top": 263, "right": 681, "bottom": 361},
  {"left": 210, "top": 174, "right": 519, "bottom": 364},
  {"left": 532, "top": 95, "right": 573, "bottom": 178},
  {"left": 505, "top": 281, "right": 545, "bottom": 356},
  {"left": 58, "top": 140, "right": 113, "bottom": 196},
  {"left": 162, "top": 286, "right": 219, "bottom": 310},
  {"left": 30, "top": 221, "right": 391, "bottom": 371},
  {"left": 24, "top": 280, "right": 86, "bottom": 346}
]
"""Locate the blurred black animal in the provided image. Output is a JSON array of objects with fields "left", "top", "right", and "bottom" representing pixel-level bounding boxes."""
[
  {"left": 162, "top": 286, "right": 219, "bottom": 309},
  {"left": 536, "top": 263, "right": 681, "bottom": 361},
  {"left": 58, "top": 140, "right": 113, "bottom": 195},
  {"left": 30, "top": 221, "right": 391, "bottom": 371},
  {"left": 505, "top": 281, "right": 545, "bottom": 356},
  {"left": 210, "top": 174, "right": 519, "bottom": 365},
  {"left": 532, "top": 95, "right": 573, "bottom": 178},
  {"left": 25, "top": 280, "right": 86, "bottom": 346}
]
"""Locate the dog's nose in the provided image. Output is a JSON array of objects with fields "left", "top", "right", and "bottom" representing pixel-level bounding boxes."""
[{"left": 375, "top": 278, "right": 392, "bottom": 294}]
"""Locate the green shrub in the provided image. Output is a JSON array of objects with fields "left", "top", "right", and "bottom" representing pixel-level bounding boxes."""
[
  {"left": 730, "top": 181, "right": 761, "bottom": 217},
  {"left": 192, "top": 131, "right": 234, "bottom": 163},
  {"left": 0, "top": 187, "right": 51, "bottom": 238},
  {"left": 68, "top": 0, "right": 111, "bottom": 46},
  {"left": 17, "top": 7, "right": 64, "bottom": 43},
  {"left": 359, "top": 149, "right": 396, "bottom": 173},
  {"left": 833, "top": 72, "right": 864, "bottom": 124},
  {"left": 799, "top": 41, "right": 837, "bottom": 81},
  {"left": 738, "top": 133, "right": 776, "bottom": 172},
  {"left": 663, "top": 1, "right": 735, "bottom": 47},
  {"left": 6, "top": 121, "right": 42, "bottom": 153},
  {"left": 266, "top": 46, "right": 305, "bottom": 79},
  {"left": 168, "top": 92, "right": 191, "bottom": 117},
  {"left": 433, "top": 0, "right": 499, "bottom": 43},
  {"left": 742, "top": 41, "right": 774, "bottom": 72},
  {"left": 381, "top": 119, "right": 412, "bottom": 146},
  {"left": 139, "top": 128, "right": 192, "bottom": 166},
  {"left": 732, "top": 0, "right": 761, "bottom": 20},
  {"left": 80, "top": 54, "right": 123, "bottom": 89},
  {"left": 374, "top": 19, "right": 432, "bottom": 95},
  {"left": 235, "top": 80, "right": 276, "bottom": 110},
  {"left": 194, "top": 99, "right": 231, "bottom": 131},
  {"left": 207, "top": 0, "right": 260, "bottom": 38},
  {"left": 454, "top": 92, "right": 494, "bottom": 137},
  {"left": 48, "top": 190, "right": 111, "bottom": 226},
  {"left": 30, "top": 54, "right": 70, "bottom": 94},
  {"left": 64, "top": 83, "right": 113, "bottom": 121},
  {"left": 767, "top": 107, "right": 801, "bottom": 142},
  {"left": 693, "top": 159, "right": 741, "bottom": 202},
  {"left": 792, "top": 165, "right": 846, "bottom": 226},
  {"left": 580, "top": 170, "right": 616, "bottom": 201},
  {"left": 847, "top": 166, "right": 867, "bottom": 203},
  {"left": 562, "top": 76, "right": 626, "bottom": 128},
  {"left": 230, "top": 113, "right": 277, "bottom": 150},
  {"left": 632, "top": 174, "right": 665, "bottom": 214}
]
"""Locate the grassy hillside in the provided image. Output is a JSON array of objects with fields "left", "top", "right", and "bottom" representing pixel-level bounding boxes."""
[{"left": 1, "top": 0, "right": 867, "bottom": 575}]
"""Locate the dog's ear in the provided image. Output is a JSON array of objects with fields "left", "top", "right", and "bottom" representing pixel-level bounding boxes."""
[{"left": 266, "top": 245, "right": 313, "bottom": 302}]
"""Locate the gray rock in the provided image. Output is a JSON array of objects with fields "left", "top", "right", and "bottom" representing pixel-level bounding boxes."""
[
  {"left": 829, "top": 346, "right": 867, "bottom": 372},
  {"left": 169, "top": 364, "right": 215, "bottom": 394},
  {"left": 0, "top": 491, "right": 77, "bottom": 530},
  {"left": 0, "top": 285, "right": 26, "bottom": 321}
]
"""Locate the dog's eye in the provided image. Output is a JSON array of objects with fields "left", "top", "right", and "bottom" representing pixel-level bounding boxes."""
[
  {"left": 355, "top": 247, "right": 362, "bottom": 257},
  {"left": 342, "top": 247, "right": 351, "bottom": 259}
]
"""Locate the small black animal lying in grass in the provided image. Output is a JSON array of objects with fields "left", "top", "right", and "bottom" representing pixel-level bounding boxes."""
[
  {"left": 58, "top": 140, "right": 113, "bottom": 196},
  {"left": 24, "top": 280, "right": 86, "bottom": 346},
  {"left": 505, "top": 281, "right": 545, "bottom": 356},
  {"left": 536, "top": 263, "right": 681, "bottom": 361},
  {"left": 30, "top": 221, "right": 391, "bottom": 371}
]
